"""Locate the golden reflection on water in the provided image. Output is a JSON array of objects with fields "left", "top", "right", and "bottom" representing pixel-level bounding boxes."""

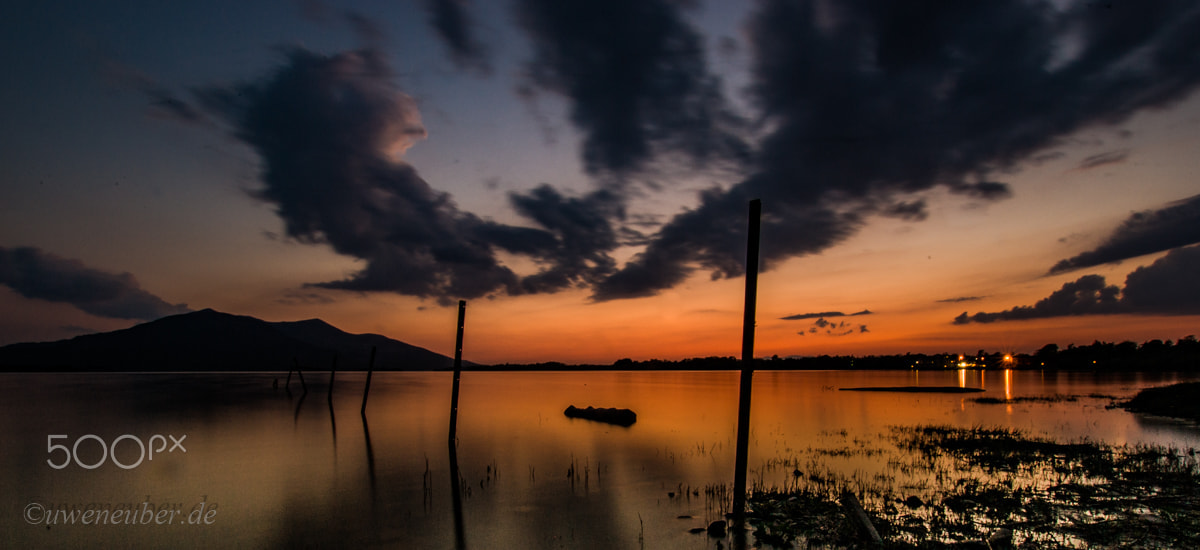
[{"left": 2, "top": 370, "right": 1199, "bottom": 549}]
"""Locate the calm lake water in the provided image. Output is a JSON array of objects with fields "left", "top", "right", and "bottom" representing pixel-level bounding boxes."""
[{"left": 4, "top": 369, "right": 1199, "bottom": 549}]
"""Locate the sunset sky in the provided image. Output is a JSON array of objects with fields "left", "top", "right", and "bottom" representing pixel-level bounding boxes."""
[{"left": 2, "top": 0, "right": 1199, "bottom": 365}]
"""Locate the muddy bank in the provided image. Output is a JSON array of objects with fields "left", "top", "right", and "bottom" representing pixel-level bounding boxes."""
[
  {"left": 1123, "top": 381, "right": 1200, "bottom": 422},
  {"left": 744, "top": 425, "right": 1200, "bottom": 549}
]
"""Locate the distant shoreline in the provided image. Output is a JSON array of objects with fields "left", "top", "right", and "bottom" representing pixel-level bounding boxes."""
[
  {"left": 1, "top": 363, "right": 1197, "bottom": 374},
  {"left": 4, "top": 309, "right": 1195, "bottom": 373}
]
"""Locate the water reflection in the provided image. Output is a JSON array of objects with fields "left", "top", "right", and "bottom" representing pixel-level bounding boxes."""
[
  {"left": 2, "top": 370, "right": 1199, "bottom": 549},
  {"left": 328, "top": 390, "right": 337, "bottom": 459},
  {"left": 362, "top": 416, "right": 377, "bottom": 504},
  {"left": 449, "top": 441, "right": 466, "bottom": 550},
  {"left": 292, "top": 387, "right": 306, "bottom": 423}
]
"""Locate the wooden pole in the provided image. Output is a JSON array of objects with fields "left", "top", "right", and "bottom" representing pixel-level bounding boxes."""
[
  {"left": 732, "top": 199, "right": 761, "bottom": 528},
  {"left": 448, "top": 300, "right": 467, "bottom": 445},
  {"left": 361, "top": 346, "right": 377, "bottom": 417}
]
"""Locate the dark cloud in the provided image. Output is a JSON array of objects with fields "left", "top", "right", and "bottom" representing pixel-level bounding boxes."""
[
  {"left": 955, "top": 274, "right": 1121, "bottom": 324},
  {"left": 593, "top": 189, "right": 861, "bottom": 300},
  {"left": 158, "top": 2, "right": 1200, "bottom": 306},
  {"left": 1030, "top": 151, "right": 1067, "bottom": 165},
  {"left": 1050, "top": 193, "right": 1200, "bottom": 274},
  {"left": 0, "top": 246, "right": 190, "bottom": 320},
  {"left": 956, "top": 245, "right": 1200, "bottom": 323},
  {"left": 937, "top": 296, "right": 984, "bottom": 303},
  {"left": 796, "top": 315, "right": 869, "bottom": 336},
  {"left": 948, "top": 181, "right": 1014, "bottom": 201},
  {"left": 505, "top": 185, "right": 622, "bottom": 293},
  {"left": 514, "top": 0, "right": 749, "bottom": 175},
  {"left": 781, "top": 309, "right": 872, "bottom": 320},
  {"left": 783, "top": 311, "right": 847, "bottom": 321},
  {"left": 882, "top": 200, "right": 928, "bottom": 221},
  {"left": 199, "top": 48, "right": 619, "bottom": 303},
  {"left": 146, "top": 88, "right": 206, "bottom": 123},
  {"left": 199, "top": 48, "right": 508, "bottom": 301},
  {"left": 423, "top": 0, "right": 491, "bottom": 75},
  {"left": 593, "top": 0, "right": 1200, "bottom": 300},
  {"left": 1121, "top": 244, "right": 1200, "bottom": 314},
  {"left": 1077, "top": 149, "right": 1131, "bottom": 170}
]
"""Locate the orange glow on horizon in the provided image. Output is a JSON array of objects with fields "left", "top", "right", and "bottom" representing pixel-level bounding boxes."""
[{"left": 203, "top": 246, "right": 1200, "bottom": 366}]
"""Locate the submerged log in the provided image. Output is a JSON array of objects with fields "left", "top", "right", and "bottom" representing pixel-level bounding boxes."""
[
  {"left": 987, "top": 528, "right": 1014, "bottom": 549},
  {"left": 839, "top": 491, "right": 882, "bottom": 546},
  {"left": 564, "top": 405, "right": 637, "bottom": 427}
]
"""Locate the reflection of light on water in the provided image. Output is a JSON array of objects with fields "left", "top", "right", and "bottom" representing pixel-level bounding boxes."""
[{"left": 5, "top": 370, "right": 1200, "bottom": 549}]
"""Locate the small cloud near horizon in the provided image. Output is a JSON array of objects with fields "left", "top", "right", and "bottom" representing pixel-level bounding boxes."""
[
  {"left": 796, "top": 315, "right": 870, "bottom": 337},
  {"left": 782, "top": 309, "right": 872, "bottom": 320},
  {"left": 937, "top": 296, "right": 985, "bottom": 303}
]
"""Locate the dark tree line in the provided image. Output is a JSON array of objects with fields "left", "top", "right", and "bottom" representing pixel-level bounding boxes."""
[
  {"left": 485, "top": 336, "right": 1200, "bottom": 371},
  {"left": 1030, "top": 336, "right": 1199, "bottom": 371}
]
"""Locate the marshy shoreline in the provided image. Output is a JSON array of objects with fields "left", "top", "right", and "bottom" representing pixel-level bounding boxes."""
[{"left": 739, "top": 382, "right": 1200, "bottom": 549}]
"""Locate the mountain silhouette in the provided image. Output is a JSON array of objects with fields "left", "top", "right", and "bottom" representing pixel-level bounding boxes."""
[{"left": 0, "top": 308, "right": 459, "bottom": 371}]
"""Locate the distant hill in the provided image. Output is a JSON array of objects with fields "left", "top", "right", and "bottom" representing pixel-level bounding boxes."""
[{"left": 0, "top": 309, "right": 460, "bottom": 372}]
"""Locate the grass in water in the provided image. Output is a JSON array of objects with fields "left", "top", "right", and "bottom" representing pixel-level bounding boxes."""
[{"left": 745, "top": 425, "right": 1200, "bottom": 549}]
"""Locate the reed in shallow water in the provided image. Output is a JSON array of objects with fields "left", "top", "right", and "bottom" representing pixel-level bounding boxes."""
[{"left": 742, "top": 424, "right": 1200, "bottom": 549}]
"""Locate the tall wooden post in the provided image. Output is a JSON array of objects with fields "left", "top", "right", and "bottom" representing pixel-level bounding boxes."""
[
  {"left": 732, "top": 199, "right": 761, "bottom": 527},
  {"left": 448, "top": 300, "right": 467, "bottom": 445}
]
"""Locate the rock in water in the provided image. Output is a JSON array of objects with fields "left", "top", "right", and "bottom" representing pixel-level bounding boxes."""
[
  {"left": 563, "top": 405, "right": 637, "bottom": 426},
  {"left": 706, "top": 520, "right": 727, "bottom": 538}
]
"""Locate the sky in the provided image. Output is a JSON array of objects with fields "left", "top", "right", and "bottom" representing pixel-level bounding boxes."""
[{"left": 2, "top": 0, "right": 1200, "bottom": 365}]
